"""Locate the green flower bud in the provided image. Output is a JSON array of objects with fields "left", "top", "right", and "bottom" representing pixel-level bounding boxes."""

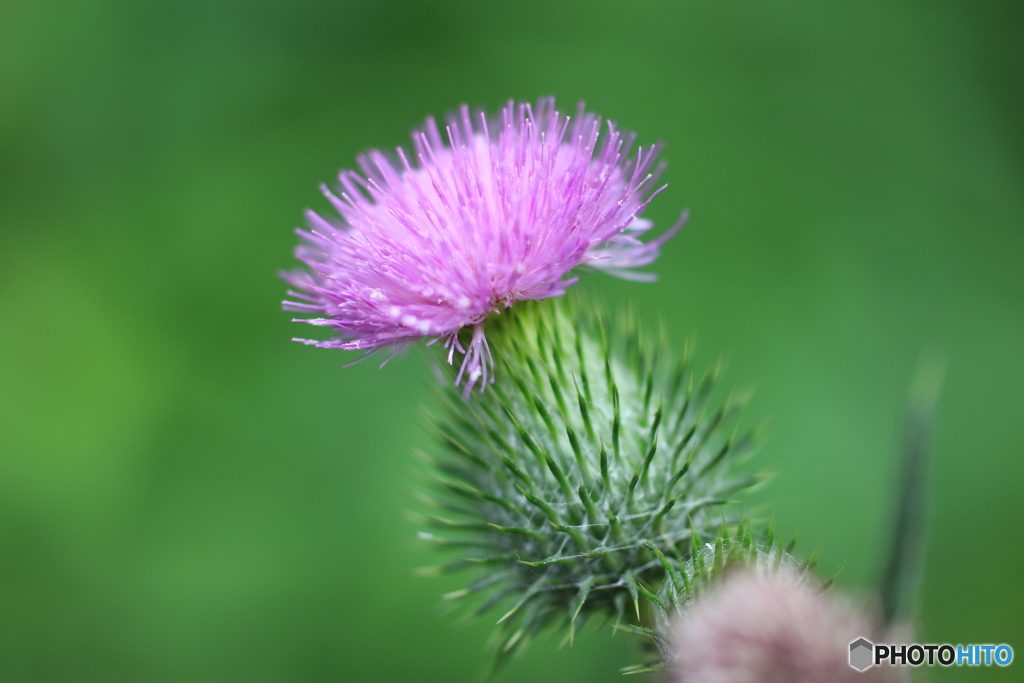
[{"left": 417, "top": 296, "right": 780, "bottom": 667}]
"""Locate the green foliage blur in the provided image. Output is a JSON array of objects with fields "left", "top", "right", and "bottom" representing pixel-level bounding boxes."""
[{"left": 1, "top": 1, "right": 1021, "bottom": 681}]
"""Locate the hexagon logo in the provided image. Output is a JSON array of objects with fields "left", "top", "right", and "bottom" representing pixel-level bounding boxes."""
[{"left": 849, "top": 638, "right": 874, "bottom": 671}]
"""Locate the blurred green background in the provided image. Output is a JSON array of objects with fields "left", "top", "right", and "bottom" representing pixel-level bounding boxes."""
[{"left": 1, "top": 1, "right": 1022, "bottom": 680}]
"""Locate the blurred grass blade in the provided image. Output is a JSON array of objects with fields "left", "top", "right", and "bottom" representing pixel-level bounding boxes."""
[{"left": 880, "top": 352, "right": 946, "bottom": 627}]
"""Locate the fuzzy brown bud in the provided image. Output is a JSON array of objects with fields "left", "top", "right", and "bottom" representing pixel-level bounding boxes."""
[{"left": 670, "top": 568, "right": 897, "bottom": 683}]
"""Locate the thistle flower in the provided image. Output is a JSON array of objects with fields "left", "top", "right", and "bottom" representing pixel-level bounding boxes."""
[
  {"left": 670, "top": 568, "right": 897, "bottom": 683},
  {"left": 417, "top": 297, "right": 772, "bottom": 668},
  {"left": 282, "top": 98, "right": 682, "bottom": 394}
]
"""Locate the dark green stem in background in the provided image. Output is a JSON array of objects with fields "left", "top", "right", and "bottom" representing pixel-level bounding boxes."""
[{"left": 880, "top": 353, "right": 945, "bottom": 627}]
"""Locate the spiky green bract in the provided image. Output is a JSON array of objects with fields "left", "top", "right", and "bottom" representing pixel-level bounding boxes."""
[
  {"left": 620, "top": 533, "right": 813, "bottom": 675},
  {"left": 417, "top": 296, "right": 774, "bottom": 665}
]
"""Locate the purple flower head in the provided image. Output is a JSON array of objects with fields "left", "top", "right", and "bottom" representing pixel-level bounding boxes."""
[{"left": 283, "top": 98, "right": 683, "bottom": 394}]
